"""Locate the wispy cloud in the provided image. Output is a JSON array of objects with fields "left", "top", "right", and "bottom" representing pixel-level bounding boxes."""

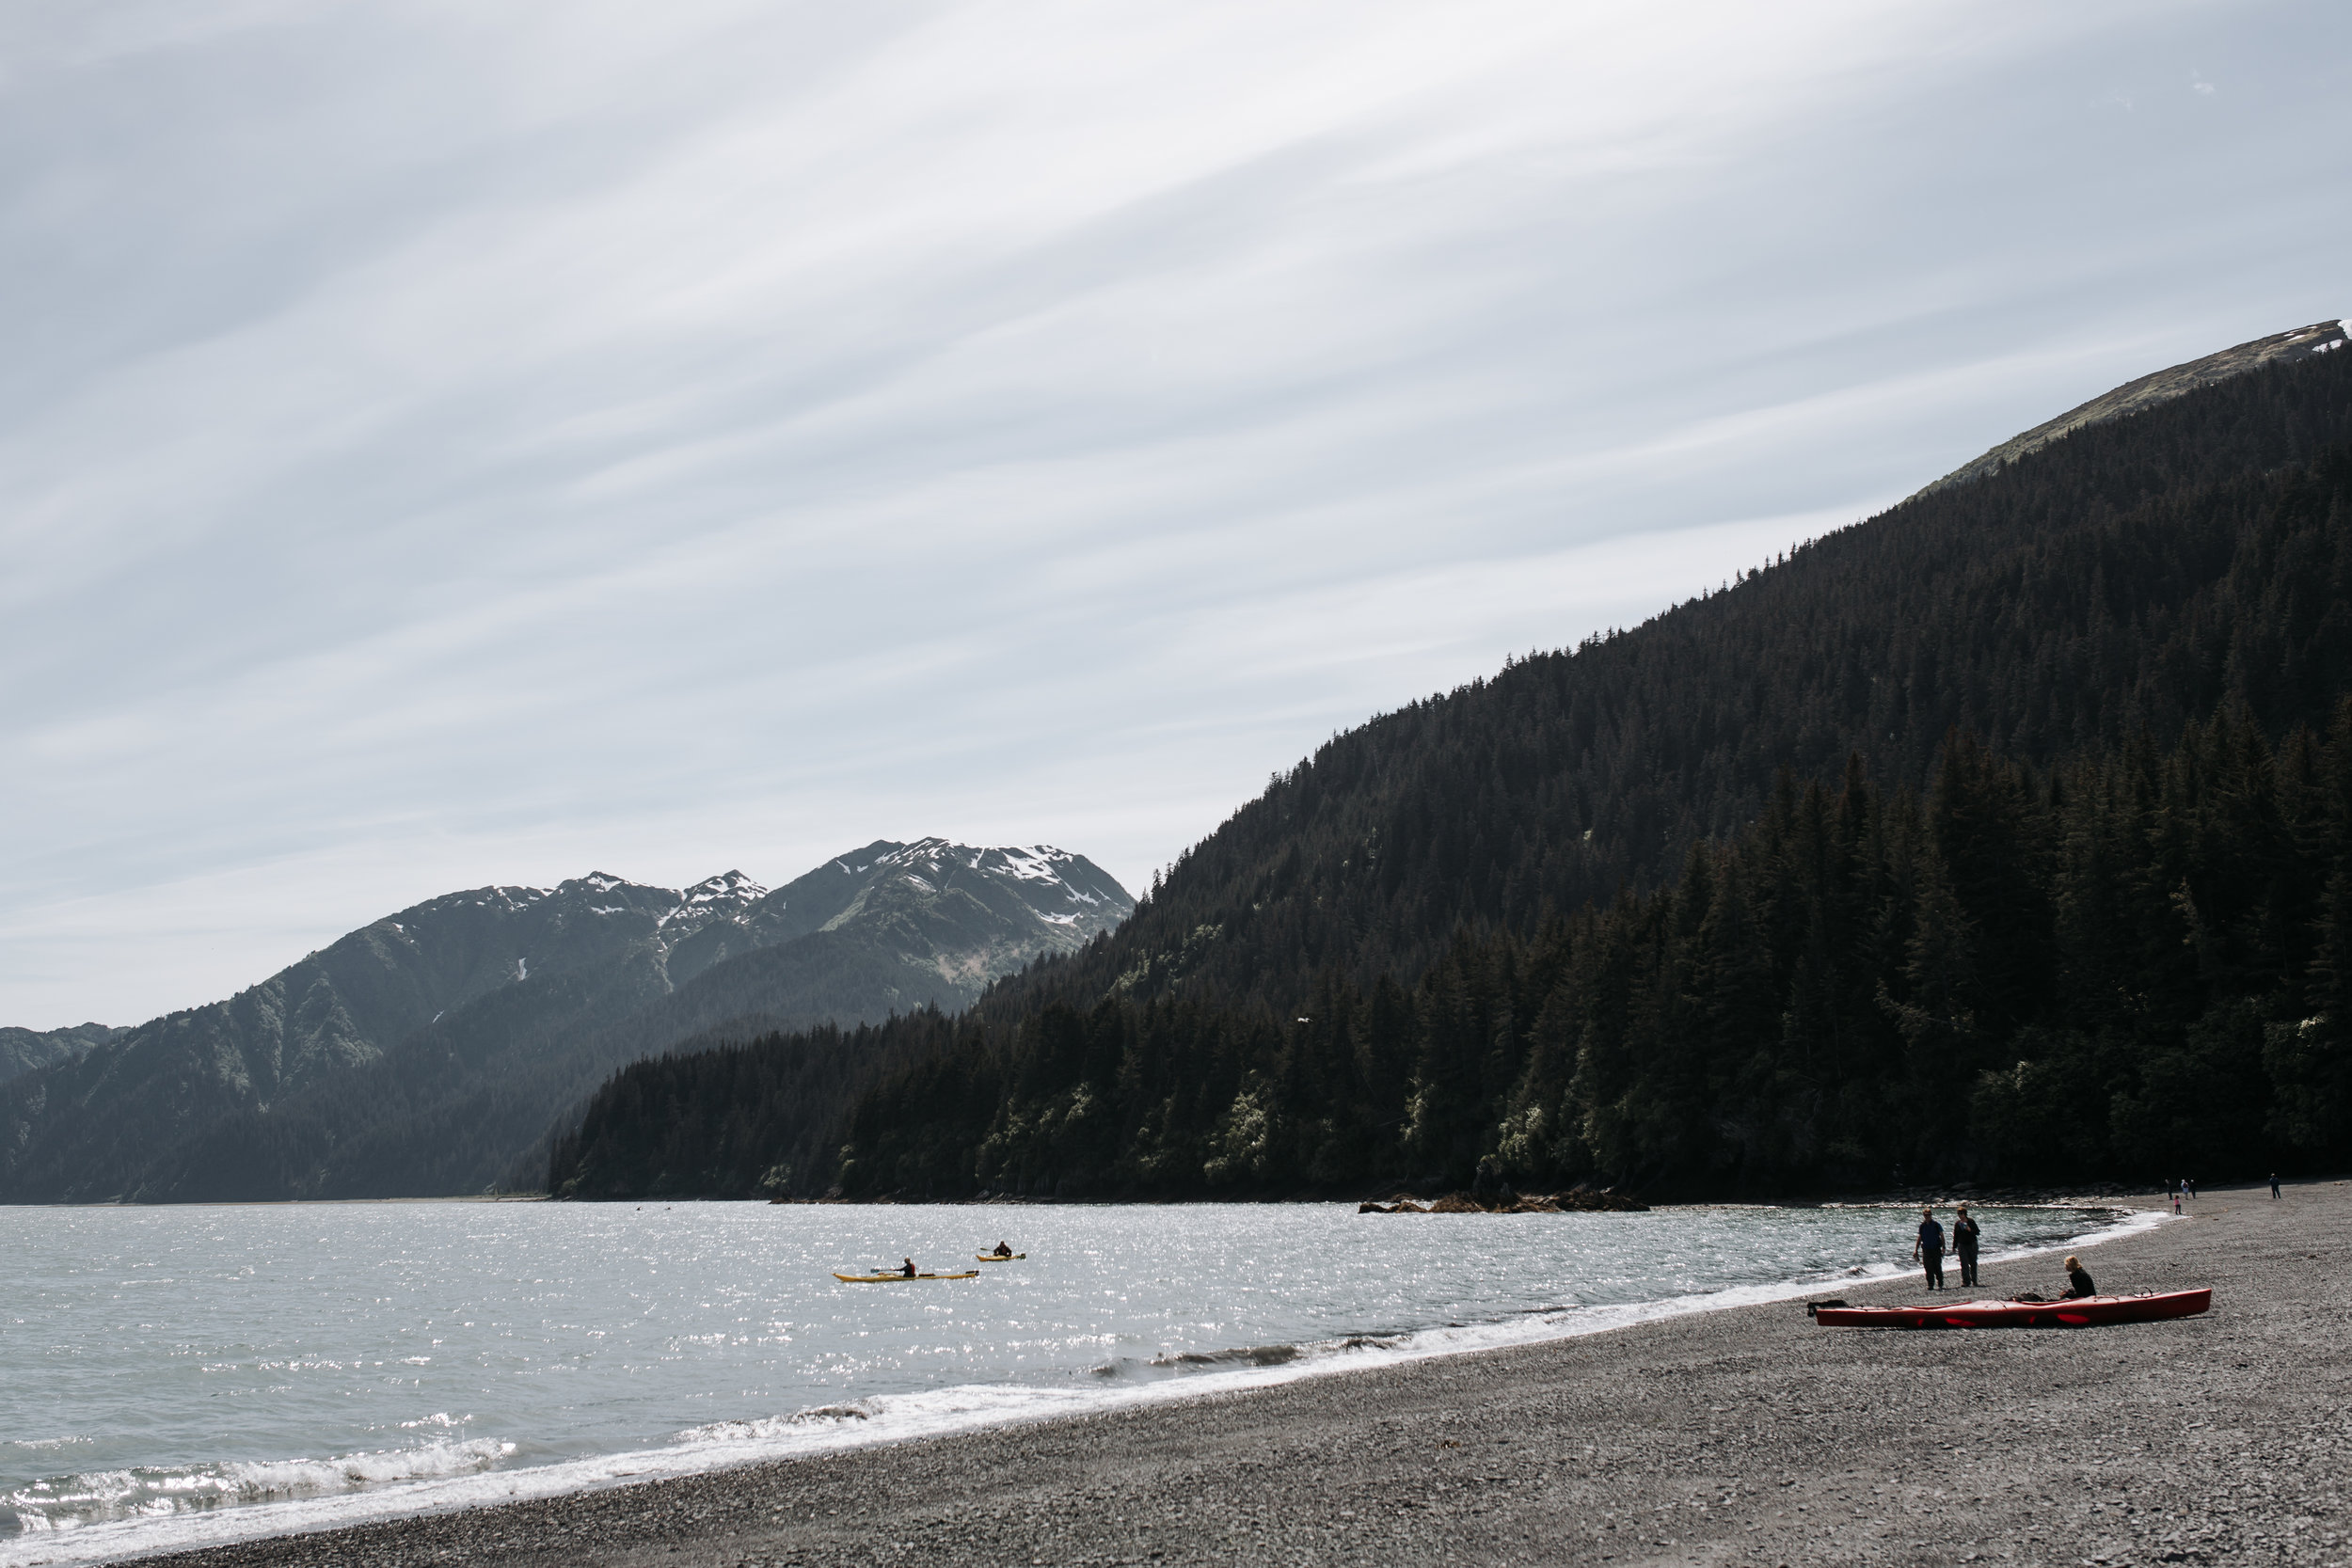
[{"left": 1, "top": 0, "right": 2344, "bottom": 1023}]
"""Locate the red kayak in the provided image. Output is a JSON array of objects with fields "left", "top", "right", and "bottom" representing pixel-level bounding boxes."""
[{"left": 1810, "top": 1288, "right": 2211, "bottom": 1329}]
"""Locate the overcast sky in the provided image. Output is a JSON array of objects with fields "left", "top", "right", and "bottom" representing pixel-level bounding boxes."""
[{"left": 3, "top": 0, "right": 2345, "bottom": 1027}]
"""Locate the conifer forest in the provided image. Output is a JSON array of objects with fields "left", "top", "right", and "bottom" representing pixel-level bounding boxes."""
[{"left": 548, "top": 346, "right": 2352, "bottom": 1201}]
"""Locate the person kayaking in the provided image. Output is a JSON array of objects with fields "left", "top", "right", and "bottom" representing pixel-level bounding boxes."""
[
  {"left": 1951, "top": 1204, "right": 1981, "bottom": 1289},
  {"left": 1913, "top": 1207, "right": 1947, "bottom": 1291},
  {"left": 2059, "top": 1255, "right": 2096, "bottom": 1300},
  {"left": 993, "top": 1241, "right": 1014, "bottom": 1258},
  {"left": 899, "top": 1257, "right": 917, "bottom": 1278}
]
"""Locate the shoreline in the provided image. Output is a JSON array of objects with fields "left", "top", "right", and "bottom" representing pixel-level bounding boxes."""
[
  {"left": 14, "top": 1180, "right": 2156, "bottom": 1211},
  {"left": 17, "top": 1186, "right": 2328, "bottom": 1566}
]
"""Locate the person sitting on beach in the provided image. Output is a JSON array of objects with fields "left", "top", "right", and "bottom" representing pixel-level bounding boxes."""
[
  {"left": 1913, "top": 1207, "right": 1947, "bottom": 1291},
  {"left": 993, "top": 1241, "right": 1013, "bottom": 1257},
  {"left": 900, "top": 1257, "right": 917, "bottom": 1278},
  {"left": 2059, "top": 1256, "right": 2096, "bottom": 1300}
]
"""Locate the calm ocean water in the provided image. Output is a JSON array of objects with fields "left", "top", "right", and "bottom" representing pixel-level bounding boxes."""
[{"left": 0, "top": 1199, "right": 2146, "bottom": 1564}]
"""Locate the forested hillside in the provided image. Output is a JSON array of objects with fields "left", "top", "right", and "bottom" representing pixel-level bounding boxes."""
[
  {"left": 548, "top": 340, "right": 2352, "bottom": 1199},
  {"left": 0, "top": 1022, "right": 119, "bottom": 1087},
  {"left": 831, "top": 703, "right": 2352, "bottom": 1198},
  {"left": 1003, "top": 344, "right": 2352, "bottom": 1021}
]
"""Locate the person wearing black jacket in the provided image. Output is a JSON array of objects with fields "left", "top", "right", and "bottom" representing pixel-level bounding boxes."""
[
  {"left": 2059, "top": 1256, "right": 2096, "bottom": 1299},
  {"left": 1950, "top": 1205, "right": 1981, "bottom": 1288},
  {"left": 1913, "top": 1208, "right": 1947, "bottom": 1290}
]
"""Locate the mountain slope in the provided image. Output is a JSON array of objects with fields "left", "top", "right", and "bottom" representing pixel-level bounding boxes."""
[
  {"left": 1914, "top": 318, "right": 2346, "bottom": 499},
  {"left": 547, "top": 325, "right": 2352, "bottom": 1199},
  {"left": 974, "top": 339, "right": 2352, "bottom": 1022},
  {"left": 664, "top": 842, "right": 1126, "bottom": 987},
  {"left": 0, "top": 1022, "right": 119, "bottom": 1086},
  {"left": 0, "top": 842, "right": 1129, "bottom": 1202}
]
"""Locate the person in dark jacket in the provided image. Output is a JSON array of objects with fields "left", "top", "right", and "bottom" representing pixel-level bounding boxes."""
[
  {"left": 2059, "top": 1255, "right": 2096, "bottom": 1299},
  {"left": 2271, "top": 1172, "right": 2281, "bottom": 1199},
  {"left": 1950, "top": 1205, "right": 1981, "bottom": 1288},
  {"left": 1913, "top": 1208, "right": 1947, "bottom": 1290}
]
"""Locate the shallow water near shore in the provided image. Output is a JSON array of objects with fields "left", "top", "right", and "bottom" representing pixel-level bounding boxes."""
[{"left": 0, "top": 1199, "right": 2150, "bottom": 1564}]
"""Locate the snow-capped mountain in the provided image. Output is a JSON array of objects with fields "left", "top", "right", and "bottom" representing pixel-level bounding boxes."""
[
  {"left": 663, "top": 839, "right": 1128, "bottom": 984},
  {"left": 0, "top": 843, "right": 1132, "bottom": 1204}
]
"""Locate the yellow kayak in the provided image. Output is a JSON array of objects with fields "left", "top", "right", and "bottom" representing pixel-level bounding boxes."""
[
  {"left": 833, "top": 1270, "right": 979, "bottom": 1283},
  {"left": 975, "top": 1253, "right": 1026, "bottom": 1261}
]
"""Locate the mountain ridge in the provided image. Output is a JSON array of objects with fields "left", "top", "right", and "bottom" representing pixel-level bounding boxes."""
[
  {"left": 0, "top": 1022, "right": 121, "bottom": 1087},
  {"left": 0, "top": 840, "right": 1130, "bottom": 1202},
  {"left": 543, "top": 324, "right": 2352, "bottom": 1200},
  {"left": 1913, "top": 317, "right": 2347, "bottom": 499}
]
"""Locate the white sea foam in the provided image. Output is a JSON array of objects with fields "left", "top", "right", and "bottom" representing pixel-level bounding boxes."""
[{"left": 0, "top": 1440, "right": 514, "bottom": 1549}]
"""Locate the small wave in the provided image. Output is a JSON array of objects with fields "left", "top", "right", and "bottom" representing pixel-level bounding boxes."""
[
  {"left": 671, "top": 1402, "right": 877, "bottom": 1444},
  {"left": 395, "top": 1413, "right": 471, "bottom": 1433},
  {"left": 1148, "top": 1344, "right": 1300, "bottom": 1369},
  {"left": 0, "top": 1439, "right": 515, "bottom": 1537},
  {"left": 1096, "top": 1333, "right": 1393, "bottom": 1381}
]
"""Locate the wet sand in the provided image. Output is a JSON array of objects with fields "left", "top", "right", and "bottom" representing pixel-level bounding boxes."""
[{"left": 132, "top": 1180, "right": 2346, "bottom": 1567}]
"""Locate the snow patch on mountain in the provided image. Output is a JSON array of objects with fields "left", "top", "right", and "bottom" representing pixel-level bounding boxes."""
[{"left": 684, "top": 871, "right": 767, "bottom": 907}]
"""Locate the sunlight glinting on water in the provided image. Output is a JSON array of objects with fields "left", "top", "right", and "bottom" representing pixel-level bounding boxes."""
[{"left": 0, "top": 1200, "right": 2137, "bottom": 1564}]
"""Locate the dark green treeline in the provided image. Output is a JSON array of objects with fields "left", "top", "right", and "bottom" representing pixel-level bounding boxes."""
[
  {"left": 947, "top": 350, "right": 2352, "bottom": 1029},
  {"left": 547, "top": 349, "right": 2352, "bottom": 1202},
  {"left": 552, "top": 705, "right": 2352, "bottom": 1199}
]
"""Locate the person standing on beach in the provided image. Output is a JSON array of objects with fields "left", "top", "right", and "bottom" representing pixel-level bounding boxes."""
[
  {"left": 2171, "top": 1187, "right": 2181, "bottom": 1215},
  {"left": 2271, "top": 1172, "right": 2282, "bottom": 1199},
  {"left": 1914, "top": 1207, "right": 1947, "bottom": 1291},
  {"left": 1951, "top": 1204, "right": 1981, "bottom": 1289}
]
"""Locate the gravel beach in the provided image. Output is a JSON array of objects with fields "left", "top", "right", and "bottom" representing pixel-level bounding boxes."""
[{"left": 128, "top": 1180, "right": 2346, "bottom": 1568}]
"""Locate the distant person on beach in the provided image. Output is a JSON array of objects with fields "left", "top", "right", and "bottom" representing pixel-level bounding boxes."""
[
  {"left": 2271, "top": 1172, "right": 2282, "bottom": 1199},
  {"left": 2059, "top": 1256, "right": 2096, "bottom": 1299},
  {"left": 2186, "top": 1177, "right": 2197, "bottom": 1199},
  {"left": 2170, "top": 1186, "right": 2182, "bottom": 1215},
  {"left": 1951, "top": 1205, "right": 1981, "bottom": 1288},
  {"left": 1914, "top": 1207, "right": 1947, "bottom": 1291}
]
